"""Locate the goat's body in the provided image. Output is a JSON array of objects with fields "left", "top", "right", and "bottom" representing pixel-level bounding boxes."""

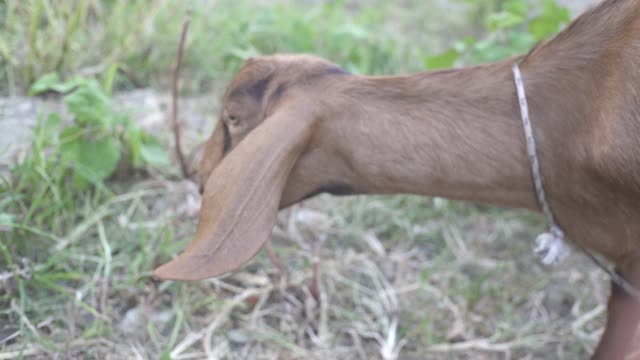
[
  {"left": 157, "top": 0, "right": 640, "bottom": 357},
  {"left": 523, "top": 0, "right": 640, "bottom": 269},
  {"left": 324, "top": 0, "right": 640, "bottom": 266}
]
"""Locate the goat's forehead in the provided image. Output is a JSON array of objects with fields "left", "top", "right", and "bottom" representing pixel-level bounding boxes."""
[
  {"left": 234, "top": 55, "right": 331, "bottom": 79},
  {"left": 223, "top": 55, "right": 343, "bottom": 103},
  {"left": 225, "top": 68, "right": 276, "bottom": 104},
  {"left": 230, "top": 62, "right": 272, "bottom": 87}
]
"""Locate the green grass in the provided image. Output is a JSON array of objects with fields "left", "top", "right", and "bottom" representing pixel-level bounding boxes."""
[
  {"left": 2, "top": 0, "right": 563, "bottom": 94},
  {"left": 0, "top": 0, "right": 457, "bottom": 96},
  {"left": 0, "top": 0, "right": 607, "bottom": 358}
]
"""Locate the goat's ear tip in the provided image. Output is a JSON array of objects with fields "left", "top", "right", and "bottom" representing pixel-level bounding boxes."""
[
  {"left": 152, "top": 265, "right": 173, "bottom": 280},
  {"left": 153, "top": 254, "right": 220, "bottom": 281},
  {"left": 152, "top": 260, "right": 189, "bottom": 281}
]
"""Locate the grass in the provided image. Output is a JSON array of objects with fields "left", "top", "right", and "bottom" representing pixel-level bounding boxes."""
[
  {"left": 0, "top": 0, "right": 477, "bottom": 96},
  {"left": 0, "top": 0, "right": 609, "bottom": 359}
]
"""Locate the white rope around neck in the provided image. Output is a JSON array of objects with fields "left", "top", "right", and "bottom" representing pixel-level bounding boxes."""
[
  {"left": 512, "top": 64, "right": 570, "bottom": 266},
  {"left": 512, "top": 64, "right": 640, "bottom": 301}
]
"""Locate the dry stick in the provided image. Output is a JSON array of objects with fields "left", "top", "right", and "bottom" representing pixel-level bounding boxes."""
[
  {"left": 261, "top": 209, "right": 295, "bottom": 283},
  {"left": 310, "top": 260, "right": 320, "bottom": 301},
  {"left": 264, "top": 240, "right": 289, "bottom": 280},
  {"left": 172, "top": 12, "right": 192, "bottom": 179}
]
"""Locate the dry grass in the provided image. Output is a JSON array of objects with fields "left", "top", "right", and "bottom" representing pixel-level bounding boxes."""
[{"left": 1, "top": 181, "right": 609, "bottom": 359}]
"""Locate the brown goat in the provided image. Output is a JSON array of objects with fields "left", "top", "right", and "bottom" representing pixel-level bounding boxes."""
[{"left": 155, "top": 0, "right": 640, "bottom": 357}]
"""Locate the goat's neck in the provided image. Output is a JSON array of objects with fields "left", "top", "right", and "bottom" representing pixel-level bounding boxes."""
[{"left": 337, "top": 61, "right": 543, "bottom": 210}]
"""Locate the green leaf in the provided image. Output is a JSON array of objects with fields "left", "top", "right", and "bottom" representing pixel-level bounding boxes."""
[
  {"left": 424, "top": 48, "right": 459, "bottom": 70},
  {"left": 75, "top": 137, "right": 120, "bottom": 184},
  {"left": 72, "top": 173, "right": 91, "bottom": 191},
  {"left": 503, "top": 0, "right": 527, "bottom": 17},
  {"left": 507, "top": 31, "right": 536, "bottom": 52},
  {"left": 44, "top": 113, "right": 61, "bottom": 135},
  {"left": 454, "top": 37, "right": 477, "bottom": 53},
  {"left": 528, "top": 18, "right": 559, "bottom": 41},
  {"left": 540, "top": 0, "right": 570, "bottom": 22},
  {"left": 140, "top": 139, "right": 170, "bottom": 168},
  {"left": 59, "top": 126, "right": 84, "bottom": 164},
  {"left": 64, "top": 80, "right": 111, "bottom": 127},
  {"left": 486, "top": 11, "right": 525, "bottom": 31},
  {"left": 529, "top": 0, "right": 570, "bottom": 41},
  {"left": 28, "top": 73, "right": 61, "bottom": 96},
  {"left": 28, "top": 73, "right": 86, "bottom": 95}
]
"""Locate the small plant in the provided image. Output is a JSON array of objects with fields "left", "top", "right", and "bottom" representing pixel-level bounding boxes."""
[
  {"left": 1, "top": 71, "right": 172, "bottom": 349},
  {"left": 28, "top": 71, "right": 169, "bottom": 188},
  {"left": 424, "top": 0, "right": 571, "bottom": 69},
  {"left": 2, "top": 71, "right": 170, "bottom": 274}
]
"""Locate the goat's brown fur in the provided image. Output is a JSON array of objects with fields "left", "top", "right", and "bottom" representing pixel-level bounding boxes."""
[{"left": 155, "top": 0, "right": 640, "bottom": 357}]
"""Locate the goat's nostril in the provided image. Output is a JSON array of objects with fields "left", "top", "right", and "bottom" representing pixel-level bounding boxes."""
[{"left": 198, "top": 183, "right": 205, "bottom": 195}]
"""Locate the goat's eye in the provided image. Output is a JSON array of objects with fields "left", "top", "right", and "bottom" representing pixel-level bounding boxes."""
[{"left": 226, "top": 114, "right": 239, "bottom": 126}]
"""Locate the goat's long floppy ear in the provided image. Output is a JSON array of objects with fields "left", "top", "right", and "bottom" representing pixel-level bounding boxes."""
[{"left": 154, "top": 105, "right": 316, "bottom": 280}]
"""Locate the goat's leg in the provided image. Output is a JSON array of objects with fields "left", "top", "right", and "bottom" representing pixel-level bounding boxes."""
[{"left": 593, "top": 271, "right": 640, "bottom": 359}]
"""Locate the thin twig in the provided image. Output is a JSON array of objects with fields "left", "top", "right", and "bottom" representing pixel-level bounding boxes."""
[
  {"left": 172, "top": 10, "right": 192, "bottom": 179},
  {"left": 310, "top": 259, "right": 320, "bottom": 301},
  {"left": 264, "top": 240, "right": 289, "bottom": 280},
  {"left": 426, "top": 334, "right": 550, "bottom": 353},
  {"left": 170, "top": 287, "right": 270, "bottom": 359},
  {"left": 10, "top": 300, "right": 40, "bottom": 340},
  {"left": 0, "top": 339, "right": 114, "bottom": 360},
  {"left": 572, "top": 304, "right": 605, "bottom": 342}
]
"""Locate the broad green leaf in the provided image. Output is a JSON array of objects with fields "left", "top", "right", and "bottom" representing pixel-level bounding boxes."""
[
  {"left": 44, "top": 113, "right": 62, "bottom": 135},
  {"left": 486, "top": 11, "right": 525, "bottom": 31},
  {"left": 424, "top": 48, "right": 459, "bottom": 70},
  {"left": 28, "top": 73, "right": 61, "bottom": 96},
  {"left": 29, "top": 73, "right": 86, "bottom": 95},
  {"left": 60, "top": 126, "right": 83, "bottom": 144},
  {"left": 72, "top": 172, "right": 91, "bottom": 190},
  {"left": 140, "top": 140, "right": 170, "bottom": 168},
  {"left": 528, "top": 18, "right": 559, "bottom": 41},
  {"left": 541, "top": 0, "right": 571, "bottom": 22},
  {"left": 470, "top": 38, "right": 517, "bottom": 63},
  {"left": 59, "top": 126, "right": 84, "bottom": 164},
  {"left": 504, "top": 0, "right": 527, "bottom": 17},
  {"left": 507, "top": 31, "right": 536, "bottom": 52},
  {"left": 75, "top": 137, "right": 120, "bottom": 184},
  {"left": 64, "top": 80, "right": 111, "bottom": 126},
  {"left": 529, "top": 1, "right": 570, "bottom": 41},
  {"left": 454, "top": 37, "right": 477, "bottom": 53}
]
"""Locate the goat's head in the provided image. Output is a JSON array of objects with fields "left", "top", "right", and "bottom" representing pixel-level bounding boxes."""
[{"left": 155, "top": 54, "right": 356, "bottom": 280}]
